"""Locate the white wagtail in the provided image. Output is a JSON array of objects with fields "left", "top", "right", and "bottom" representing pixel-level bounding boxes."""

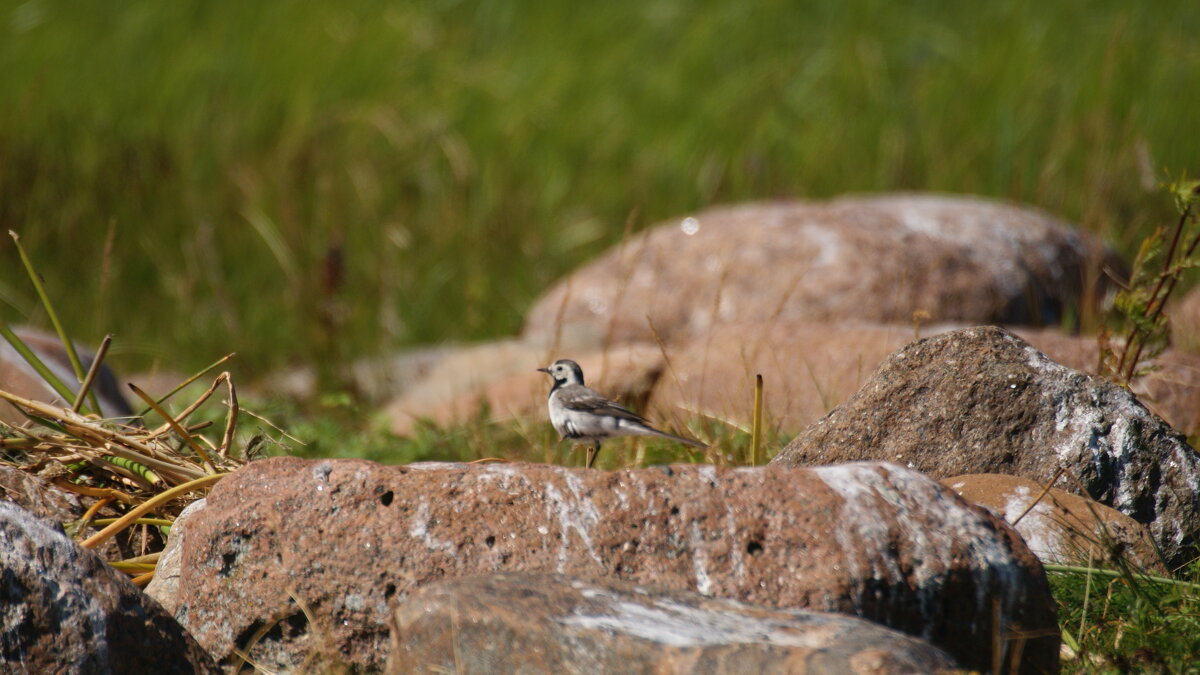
[{"left": 538, "top": 359, "right": 706, "bottom": 468}]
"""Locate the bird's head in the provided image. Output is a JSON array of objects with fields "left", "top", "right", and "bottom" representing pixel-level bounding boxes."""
[{"left": 537, "top": 359, "right": 585, "bottom": 386}]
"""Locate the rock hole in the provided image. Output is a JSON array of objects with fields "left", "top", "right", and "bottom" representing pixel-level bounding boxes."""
[
  {"left": 485, "top": 535, "right": 496, "bottom": 548},
  {"left": 669, "top": 506, "right": 680, "bottom": 517},
  {"left": 235, "top": 619, "right": 266, "bottom": 649},
  {"left": 380, "top": 490, "right": 394, "bottom": 507},
  {"left": 385, "top": 583, "right": 397, "bottom": 599},
  {"left": 746, "top": 541, "right": 764, "bottom": 556},
  {"left": 219, "top": 551, "right": 239, "bottom": 577}
]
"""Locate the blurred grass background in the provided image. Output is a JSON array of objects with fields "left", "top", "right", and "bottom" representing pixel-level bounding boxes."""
[{"left": 1, "top": 0, "right": 1198, "bottom": 378}]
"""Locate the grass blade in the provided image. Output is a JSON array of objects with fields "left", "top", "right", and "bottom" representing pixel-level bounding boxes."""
[
  {"left": 8, "top": 230, "right": 99, "bottom": 413},
  {"left": 0, "top": 321, "right": 80, "bottom": 407}
]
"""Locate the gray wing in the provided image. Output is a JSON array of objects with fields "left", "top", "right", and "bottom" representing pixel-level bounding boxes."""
[{"left": 557, "top": 385, "right": 649, "bottom": 423}]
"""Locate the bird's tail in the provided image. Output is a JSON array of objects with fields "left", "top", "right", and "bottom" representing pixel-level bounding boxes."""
[{"left": 644, "top": 426, "right": 707, "bottom": 449}]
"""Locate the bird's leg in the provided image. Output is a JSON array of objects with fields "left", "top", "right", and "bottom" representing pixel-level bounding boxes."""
[{"left": 586, "top": 442, "right": 600, "bottom": 469}]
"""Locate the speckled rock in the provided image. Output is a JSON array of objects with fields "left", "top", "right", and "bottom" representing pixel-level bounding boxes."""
[
  {"left": 647, "top": 321, "right": 1200, "bottom": 438},
  {"left": 0, "top": 463, "right": 83, "bottom": 524},
  {"left": 0, "top": 501, "right": 217, "bottom": 674},
  {"left": 773, "top": 326, "right": 1200, "bottom": 568},
  {"left": 943, "top": 474, "right": 1166, "bottom": 573},
  {"left": 387, "top": 573, "right": 960, "bottom": 674},
  {"left": 173, "top": 457, "right": 1057, "bottom": 673},
  {"left": 0, "top": 463, "right": 141, "bottom": 563},
  {"left": 523, "top": 194, "right": 1118, "bottom": 346}
]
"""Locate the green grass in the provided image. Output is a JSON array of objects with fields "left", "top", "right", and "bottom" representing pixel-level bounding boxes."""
[
  {"left": 1049, "top": 562, "right": 1200, "bottom": 673},
  {"left": 1, "top": 1, "right": 1198, "bottom": 378}
]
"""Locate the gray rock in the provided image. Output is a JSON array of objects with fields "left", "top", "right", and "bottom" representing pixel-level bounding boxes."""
[
  {"left": 773, "top": 326, "right": 1200, "bottom": 568},
  {"left": 0, "top": 501, "right": 217, "bottom": 674},
  {"left": 387, "top": 573, "right": 959, "bottom": 674}
]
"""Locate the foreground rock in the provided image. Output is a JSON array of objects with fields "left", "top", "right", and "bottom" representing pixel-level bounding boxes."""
[
  {"left": 943, "top": 474, "right": 1166, "bottom": 573},
  {"left": 774, "top": 326, "right": 1200, "bottom": 568},
  {"left": 647, "top": 321, "right": 1200, "bottom": 437},
  {"left": 387, "top": 573, "right": 959, "bottom": 674},
  {"left": 174, "top": 457, "right": 1057, "bottom": 672},
  {"left": 0, "top": 463, "right": 84, "bottom": 524},
  {"left": 0, "top": 501, "right": 217, "bottom": 674},
  {"left": 523, "top": 194, "right": 1117, "bottom": 346}
]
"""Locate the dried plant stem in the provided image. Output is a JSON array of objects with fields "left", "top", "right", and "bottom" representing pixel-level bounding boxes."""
[
  {"left": 1011, "top": 466, "right": 1065, "bottom": 527},
  {"left": 51, "top": 478, "right": 138, "bottom": 505},
  {"left": 128, "top": 383, "right": 215, "bottom": 471},
  {"left": 77, "top": 495, "right": 114, "bottom": 533},
  {"left": 91, "top": 517, "right": 173, "bottom": 528},
  {"left": 218, "top": 372, "right": 239, "bottom": 458},
  {"left": 81, "top": 472, "right": 225, "bottom": 550},
  {"left": 116, "top": 551, "right": 162, "bottom": 565},
  {"left": 0, "top": 389, "right": 205, "bottom": 483},
  {"left": 145, "top": 371, "right": 229, "bottom": 438},
  {"left": 72, "top": 334, "right": 113, "bottom": 414},
  {"left": 136, "top": 352, "right": 235, "bottom": 417},
  {"left": 109, "top": 561, "right": 158, "bottom": 573},
  {"left": 750, "top": 374, "right": 764, "bottom": 466}
]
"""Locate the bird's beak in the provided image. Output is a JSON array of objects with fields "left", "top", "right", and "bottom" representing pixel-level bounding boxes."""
[{"left": 536, "top": 367, "right": 550, "bottom": 374}]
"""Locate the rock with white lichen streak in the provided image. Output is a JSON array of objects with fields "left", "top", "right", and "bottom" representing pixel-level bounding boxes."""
[
  {"left": 774, "top": 326, "right": 1200, "bottom": 569},
  {"left": 0, "top": 501, "right": 218, "bottom": 674},
  {"left": 172, "top": 457, "right": 1057, "bottom": 673},
  {"left": 386, "top": 573, "right": 960, "bottom": 674}
]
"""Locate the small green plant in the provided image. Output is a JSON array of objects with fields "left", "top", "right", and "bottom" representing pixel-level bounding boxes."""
[{"left": 1100, "top": 178, "right": 1200, "bottom": 386}]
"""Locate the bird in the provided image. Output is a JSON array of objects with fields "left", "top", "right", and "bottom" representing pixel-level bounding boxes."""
[{"left": 537, "top": 358, "right": 706, "bottom": 468}]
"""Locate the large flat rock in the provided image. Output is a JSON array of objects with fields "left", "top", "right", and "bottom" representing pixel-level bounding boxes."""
[{"left": 173, "top": 457, "right": 1057, "bottom": 673}]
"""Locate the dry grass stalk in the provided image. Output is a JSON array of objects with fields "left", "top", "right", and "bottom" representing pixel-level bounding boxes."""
[{"left": 0, "top": 368, "right": 250, "bottom": 582}]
